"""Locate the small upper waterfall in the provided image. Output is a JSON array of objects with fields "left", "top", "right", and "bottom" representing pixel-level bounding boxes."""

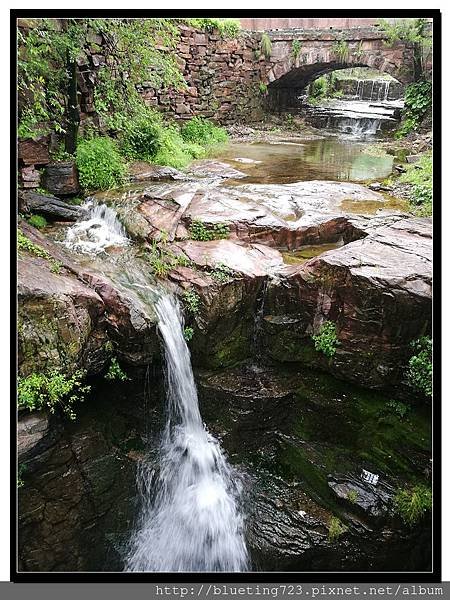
[
  {"left": 124, "top": 294, "right": 249, "bottom": 572},
  {"left": 63, "top": 201, "right": 129, "bottom": 254}
]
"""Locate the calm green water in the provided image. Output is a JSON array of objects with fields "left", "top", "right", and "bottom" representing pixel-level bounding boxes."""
[{"left": 220, "top": 138, "right": 395, "bottom": 184}]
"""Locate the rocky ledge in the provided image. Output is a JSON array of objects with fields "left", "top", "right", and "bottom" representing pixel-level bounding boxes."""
[{"left": 18, "top": 161, "right": 432, "bottom": 387}]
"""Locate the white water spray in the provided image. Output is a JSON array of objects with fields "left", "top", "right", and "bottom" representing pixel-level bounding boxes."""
[
  {"left": 124, "top": 294, "right": 249, "bottom": 572},
  {"left": 63, "top": 201, "right": 129, "bottom": 254}
]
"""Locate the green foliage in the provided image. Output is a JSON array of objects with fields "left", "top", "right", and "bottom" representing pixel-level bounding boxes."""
[
  {"left": 291, "top": 39, "right": 302, "bottom": 60},
  {"left": 260, "top": 32, "right": 272, "bottom": 59},
  {"left": 119, "top": 107, "right": 164, "bottom": 162},
  {"left": 182, "top": 290, "right": 201, "bottom": 315},
  {"left": 394, "top": 485, "right": 432, "bottom": 526},
  {"left": 27, "top": 214, "right": 47, "bottom": 229},
  {"left": 180, "top": 116, "right": 228, "bottom": 147},
  {"left": 377, "top": 18, "right": 430, "bottom": 45},
  {"left": 309, "top": 76, "right": 328, "bottom": 100},
  {"left": 332, "top": 40, "right": 350, "bottom": 62},
  {"left": 17, "top": 369, "right": 90, "bottom": 420},
  {"left": 17, "top": 229, "right": 49, "bottom": 258},
  {"left": 407, "top": 336, "right": 432, "bottom": 397},
  {"left": 354, "top": 41, "right": 364, "bottom": 59},
  {"left": 105, "top": 357, "right": 129, "bottom": 381},
  {"left": 308, "top": 73, "right": 340, "bottom": 102},
  {"left": 18, "top": 229, "right": 64, "bottom": 273},
  {"left": 119, "top": 109, "right": 227, "bottom": 168},
  {"left": 328, "top": 516, "right": 348, "bottom": 542},
  {"left": 209, "top": 263, "right": 236, "bottom": 284},
  {"left": 76, "top": 137, "right": 126, "bottom": 190},
  {"left": 396, "top": 81, "right": 432, "bottom": 138},
  {"left": 258, "top": 82, "right": 268, "bottom": 95},
  {"left": 385, "top": 399, "right": 410, "bottom": 419},
  {"left": 312, "top": 322, "right": 340, "bottom": 358},
  {"left": 183, "top": 326, "right": 194, "bottom": 342},
  {"left": 17, "top": 464, "right": 27, "bottom": 488},
  {"left": 399, "top": 152, "right": 432, "bottom": 216},
  {"left": 186, "top": 18, "right": 241, "bottom": 38},
  {"left": 346, "top": 490, "right": 358, "bottom": 503},
  {"left": 18, "top": 19, "right": 184, "bottom": 140},
  {"left": 146, "top": 238, "right": 192, "bottom": 279},
  {"left": 189, "top": 220, "right": 230, "bottom": 241}
]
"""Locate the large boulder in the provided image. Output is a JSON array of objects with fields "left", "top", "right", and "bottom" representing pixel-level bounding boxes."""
[{"left": 261, "top": 217, "right": 432, "bottom": 387}]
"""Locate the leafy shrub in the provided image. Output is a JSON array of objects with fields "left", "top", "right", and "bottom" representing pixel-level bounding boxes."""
[
  {"left": 27, "top": 214, "right": 47, "bottom": 229},
  {"left": 189, "top": 220, "right": 230, "bottom": 241},
  {"left": 396, "top": 81, "right": 432, "bottom": 138},
  {"left": 407, "top": 336, "right": 432, "bottom": 396},
  {"left": 394, "top": 485, "right": 432, "bottom": 526},
  {"left": 18, "top": 370, "right": 90, "bottom": 420},
  {"left": 182, "top": 290, "right": 201, "bottom": 315},
  {"left": 312, "top": 321, "right": 340, "bottom": 358},
  {"left": 181, "top": 117, "right": 228, "bottom": 147},
  {"left": 76, "top": 137, "right": 126, "bottom": 190},
  {"left": 183, "top": 326, "right": 194, "bottom": 342},
  {"left": 105, "top": 357, "right": 129, "bottom": 381},
  {"left": 399, "top": 152, "right": 432, "bottom": 216},
  {"left": 260, "top": 32, "right": 272, "bottom": 59},
  {"left": 309, "top": 76, "right": 328, "bottom": 100},
  {"left": 328, "top": 517, "right": 348, "bottom": 542},
  {"left": 120, "top": 108, "right": 163, "bottom": 162},
  {"left": 187, "top": 18, "right": 241, "bottom": 38}
]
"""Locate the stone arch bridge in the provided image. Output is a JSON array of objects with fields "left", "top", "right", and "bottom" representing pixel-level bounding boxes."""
[{"left": 260, "top": 26, "right": 418, "bottom": 112}]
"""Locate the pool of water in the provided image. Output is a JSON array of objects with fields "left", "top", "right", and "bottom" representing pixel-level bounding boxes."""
[
  {"left": 219, "top": 137, "right": 395, "bottom": 185},
  {"left": 282, "top": 241, "right": 345, "bottom": 265}
]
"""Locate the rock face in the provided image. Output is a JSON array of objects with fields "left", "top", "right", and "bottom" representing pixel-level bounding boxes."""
[
  {"left": 18, "top": 382, "right": 154, "bottom": 572},
  {"left": 17, "top": 223, "right": 159, "bottom": 377},
  {"left": 20, "top": 190, "right": 84, "bottom": 221},
  {"left": 262, "top": 217, "right": 432, "bottom": 387}
]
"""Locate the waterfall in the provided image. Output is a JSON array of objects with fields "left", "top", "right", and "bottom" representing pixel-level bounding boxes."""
[
  {"left": 124, "top": 294, "right": 249, "bottom": 572},
  {"left": 63, "top": 201, "right": 129, "bottom": 254}
]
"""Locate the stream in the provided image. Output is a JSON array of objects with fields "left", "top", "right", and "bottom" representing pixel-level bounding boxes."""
[{"left": 18, "top": 112, "right": 431, "bottom": 573}]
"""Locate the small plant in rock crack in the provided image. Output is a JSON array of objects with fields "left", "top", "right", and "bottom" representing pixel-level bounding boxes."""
[
  {"left": 346, "top": 490, "right": 358, "bottom": 504},
  {"left": 183, "top": 327, "right": 194, "bottom": 342},
  {"left": 189, "top": 219, "right": 230, "bottom": 242},
  {"left": 291, "top": 39, "right": 302, "bottom": 60},
  {"left": 209, "top": 263, "right": 236, "bottom": 284},
  {"left": 385, "top": 399, "right": 411, "bottom": 419},
  {"left": 27, "top": 214, "right": 47, "bottom": 229},
  {"left": 407, "top": 335, "right": 432, "bottom": 397},
  {"left": 105, "top": 357, "right": 129, "bottom": 382},
  {"left": 17, "top": 464, "right": 27, "bottom": 488},
  {"left": 312, "top": 321, "right": 340, "bottom": 358},
  {"left": 260, "top": 32, "right": 272, "bottom": 59},
  {"left": 394, "top": 485, "right": 432, "bottom": 526},
  {"left": 328, "top": 516, "right": 348, "bottom": 542},
  {"left": 182, "top": 290, "right": 201, "bottom": 315},
  {"left": 18, "top": 369, "right": 90, "bottom": 420}
]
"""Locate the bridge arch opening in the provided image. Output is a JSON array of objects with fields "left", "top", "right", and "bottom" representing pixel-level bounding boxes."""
[{"left": 266, "top": 66, "right": 405, "bottom": 136}]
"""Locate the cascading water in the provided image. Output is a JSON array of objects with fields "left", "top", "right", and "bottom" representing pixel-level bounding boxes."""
[
  {"left": 124, "top": 294, "right": 249, "bottom": 572},
  {"left": 63, "top": 201, "right": 129, "bottom": 254}
]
